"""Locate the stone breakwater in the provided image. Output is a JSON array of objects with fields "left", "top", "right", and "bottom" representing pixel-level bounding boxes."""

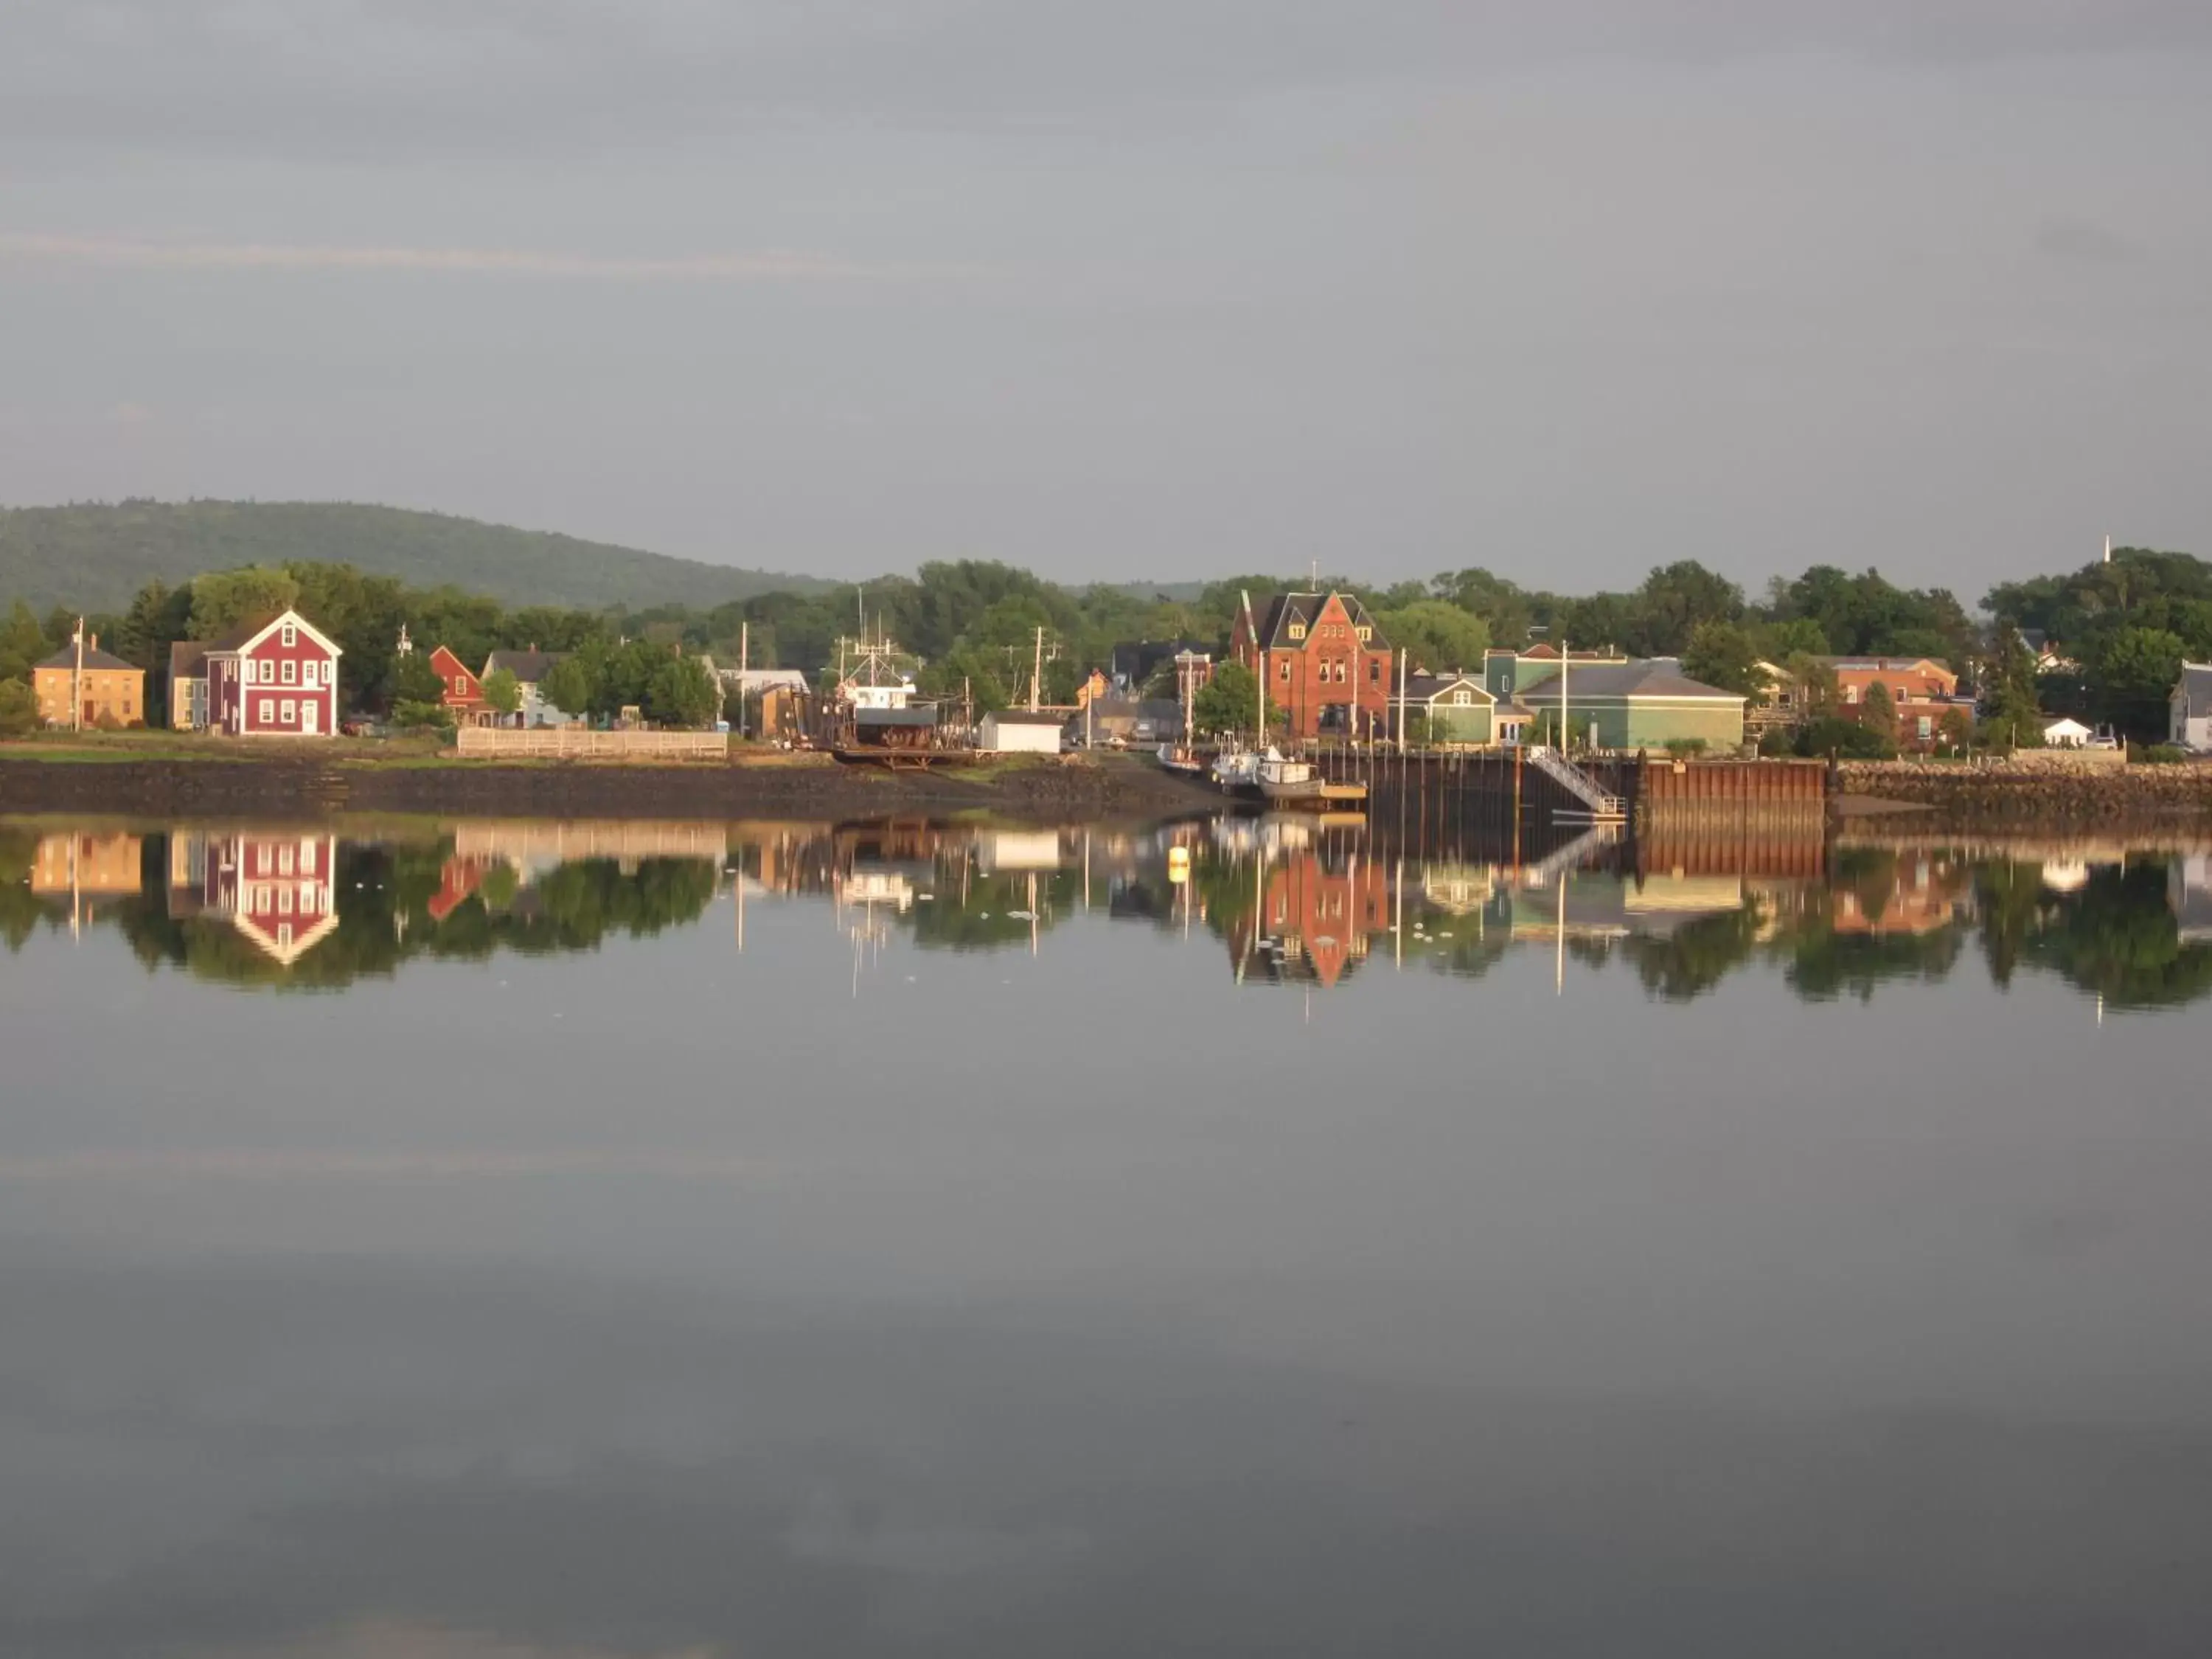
[{"left": 1837, "top": 757, "right": 2212, "bottom": 824}]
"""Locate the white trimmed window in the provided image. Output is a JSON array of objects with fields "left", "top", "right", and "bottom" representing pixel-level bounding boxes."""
[
  {"left": 1287, "top": 623, "right": 1306, "bottom": 641},
  {"left": 259, "top": 698, "right": 274, "bottom": 723},
  {"left": 282, "top": 659, "right": 297, "bottom": 685},
  {"left": 280, "top": 698, "right": 296, "bottom": 724},
  {"left": 281, "top": 623, "right": 297, "bottom": 647}
]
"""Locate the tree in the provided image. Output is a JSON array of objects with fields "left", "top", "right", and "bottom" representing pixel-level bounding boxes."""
[
  {"left": 392, "top": 650, "right": 445, "bottom": 709},
  {"left": 2085, "top": 626, "right": 2186, "bottom": 741},
  {"left": 0, "top": 601, "right": 47, "bottom": 684},
  {"left": 189, "top": 567, "right": 301, "bottom": 637},
  {"left": 1625, "top": 560, "right": 1744, "bottom": 656},
  {"left": 481, "top": 667, "right": 522, "bottom": 718},
  {"left": 1980, "top": 618, "right": 2042, "bottom": 748},
  {"left": 1860, "top": 681, "right": 1899, "bottom": 745},
  {"left": 646, "top": 654, "right": 720, "bottom": 728},
  {"left": 1680, "top": 620, "right": 1767, "bottom": 699},
  {"left": 1782, "top": 652, "right": 1839, "bottom": 721},
  {"left": 1937, "top": 708, "right": 1975, "bottom": 753},
  {"left": 115, "top": 580, "right": 195, "bottom": 722},
  {"left": 0, "top": 678, "right": 36, "bottom": 738},
  {"left": 538, "top": 653, "right": 599, "bottom": 720},
  {"left": 1193, "top": 661, "right": 1268, "bottom": 737},
  {"left": 1378, "top": 600, "right": 1490, "bottom": 675}
]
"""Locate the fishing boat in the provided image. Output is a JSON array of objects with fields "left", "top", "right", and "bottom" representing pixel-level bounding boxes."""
[
  {"left": 1155, "top": 742, "right": 1208, "bottom": 778},
  {"left": 1153, "top": 649, "right": 1211, "bottom": 779},
  {"left": 1256, "top": 754, "right": 1368, "bottom": 806},
  {"left": 1211, "top": 748, "right": 1264, "bottom": 791}
]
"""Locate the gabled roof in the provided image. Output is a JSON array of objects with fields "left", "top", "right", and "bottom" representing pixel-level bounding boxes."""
[
  {"left": 37, "top": 644, "right": 139, "bottom": 672},
  {"left": 484, "top": 649, "right": 565, "bottom": 683},
  {"left": 2177, "top": 663, "right": 2212, "bottom": 718},
  {"left": 1248, "top": 591, "right": 1386, "bottom": 651},
  {"left": 202, "top": 609, "right": 342, "bottom": 657},
  {"left": 1519, "top": 658, "right": 1745, "bottom": 701},
  {"left": 985, "top": 709, "right": 1068, "bottom": 726},
  {"left": 170, "top": 639, "right": 209, "bottom": 679},
  {"left": 1402, "top": 672, "right": 1494, "bottom": 705}
]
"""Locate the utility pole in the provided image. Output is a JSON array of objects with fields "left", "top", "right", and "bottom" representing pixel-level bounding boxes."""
[
  {"left": 1396, "top": 647, "right": 1407, "bottom": 754},
  {"left": 1031, "top": 625, "right": 1043, "bottom": 713},
  {"left": 72, "top": 615, "right": 85, "bottom": 733},
  {"left": 737, "top": 621, "right": 748, "bottom": 738}
]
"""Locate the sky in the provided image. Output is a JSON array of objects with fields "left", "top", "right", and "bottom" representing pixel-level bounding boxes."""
[{"left": 3, "top": 1, "right": 2210, "bottom": 597}]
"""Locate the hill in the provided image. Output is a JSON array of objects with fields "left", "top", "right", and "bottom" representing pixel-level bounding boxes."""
[{"left": 0, "top": 501, "right": 833, "bottom": 615}]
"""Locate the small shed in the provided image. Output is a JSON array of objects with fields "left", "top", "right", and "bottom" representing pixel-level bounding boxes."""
[
  {"left": 979, "top": 710, "right": 1065, "bottom": 754},
  {"left": 2042, "top": 716, "right": 2093, "bottom": 748}
]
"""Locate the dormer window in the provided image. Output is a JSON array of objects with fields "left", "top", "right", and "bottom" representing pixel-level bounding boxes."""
[
  {"left": 1357, "top": 626, "right": 1371, "bottom": 643},
  {"left": 1288, "top": 623, "right": 1307, "bottom": 641},
  {"left": 281, "top": 623, "right": 297, "bottom": 647}
]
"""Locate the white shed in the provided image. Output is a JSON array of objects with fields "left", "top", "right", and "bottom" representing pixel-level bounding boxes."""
[
  {"left": 2042, "top": 717, "right": 2093, "bottom": 748},
  {"left": 978, "top": 710, "right": 1065, "bottom": 753}
]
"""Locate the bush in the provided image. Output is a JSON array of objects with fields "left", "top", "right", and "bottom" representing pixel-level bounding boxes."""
[
  {"left": 0, "top": 678, "right": 35, "bottom": 738},
  {"left": 1756, "top": 726, "right": 1795, "bottom": 758},
  {"left": 1663, "top": 737, "right": 1708, "bottom": 759},
  {"left": 2133, "top": 743, "right": 2189, "bottom": 765},
  {"left": 392, "top": 699, "right": 456, "bottom": 737},
  {"left": 1794, "top": 716, "right": 1896, "bottom": 760}
]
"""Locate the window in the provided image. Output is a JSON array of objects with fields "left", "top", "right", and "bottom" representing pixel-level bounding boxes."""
[
  {"left": 1369, "top": 660, "right": 1381, "bottom": 684},
  {"left": 278, "top": 886, "right": 293, "bottom": 915},
  {"left": 1279, "top": 659, "right": 1291, "bottom": 683},
  {"left": 280, "top": 699, "right": 296, "bottom": 724},
  {"left": 1452, "top": 689, "right": 1472, "bottom": 706},
  {"left": 1287, "top": 623, "right": 1306, "bottom": 641},
  {"left": 256, "top": 845, "right": 271, "bottom": 875},
  {"left": 242, "top": 659, "right": 255, "bottom": 686},
  {"left": 282, "top": 623, "right": 297, "bottom": 647},
  {"left": 282, "top": 659, "right": 297, "bottom": 685},
  {"left": 1844, "top": 684, "right": 1860, "bottom": 704},
  {"left": 259, "top": 698, "right": 274, "bottom": 724},
  {"left": 277, "top": 923, "right": 293, "bottom": 952},
  {"left": 1918, "top": 717, "right": 1933, "bottom": 740},
  {"left": 278, "top": 846, "right": 294, "bottom": 875},
  {"left": 1357, "top": 626, "right": 1372, "bottom": 643}
]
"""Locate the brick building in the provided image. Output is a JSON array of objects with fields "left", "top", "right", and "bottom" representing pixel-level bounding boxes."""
[{"left": 1228, "top": 591, "right": 1393, "bottom": 739}]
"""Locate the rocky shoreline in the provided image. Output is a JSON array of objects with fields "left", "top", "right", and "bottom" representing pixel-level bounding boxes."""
[
  {"left": 0, "top": 753, "right": 1228, "bottom": 824},
  {"left": 1834, "top": 758, "right": 2212, "bottom": 826}
]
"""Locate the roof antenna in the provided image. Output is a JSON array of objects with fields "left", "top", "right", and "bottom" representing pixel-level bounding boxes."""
[{"left": 1310, "top": 558, "right": 1319, "bottom": 591}]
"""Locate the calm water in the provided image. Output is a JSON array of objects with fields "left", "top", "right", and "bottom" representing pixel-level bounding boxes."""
[{"left": 5, "top": 812, "right": 2212, "bottom": 1658}]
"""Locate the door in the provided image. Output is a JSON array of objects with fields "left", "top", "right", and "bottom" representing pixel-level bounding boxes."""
[{"left": 300, "top": 698, "right": 319, "bottom": 735}]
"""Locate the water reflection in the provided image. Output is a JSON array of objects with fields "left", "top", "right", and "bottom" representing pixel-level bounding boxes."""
[{"left": 6, "top": 815, "right": 2212, "bottom": 1012}]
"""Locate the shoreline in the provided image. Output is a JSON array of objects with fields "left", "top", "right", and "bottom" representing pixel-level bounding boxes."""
[{"left": 0, "top": 752, "right": 1228, "bottom": 824}]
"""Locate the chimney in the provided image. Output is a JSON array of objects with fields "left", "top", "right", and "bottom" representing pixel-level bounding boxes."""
[{"left": 88, "top": 633, "right": 97, "bottom": 651}]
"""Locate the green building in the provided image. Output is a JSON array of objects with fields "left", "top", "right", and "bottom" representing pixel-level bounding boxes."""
[
  {"left": 1395, "top": 671, "right": 1526, "bottom": 745},
  {"left": 1482, "top": 650, "right": 1745, "bottom": 753}
]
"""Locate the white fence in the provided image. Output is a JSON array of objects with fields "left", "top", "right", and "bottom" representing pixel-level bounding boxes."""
[{"left": 455, "top": 728, "right": 728, "bottom": 761}]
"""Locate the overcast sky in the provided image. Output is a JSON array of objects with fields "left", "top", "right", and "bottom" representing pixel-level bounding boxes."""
[{"left": 4, "top": 1, "right": 2209, "bottom": 594}]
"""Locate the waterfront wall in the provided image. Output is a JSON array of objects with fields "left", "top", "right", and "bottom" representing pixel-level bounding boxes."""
[
  {"left": 1837, "top": 758, "right": 2212, "bottom": 822},
  {"left": 1336, "top": 750, "right": 1826, "bottom": 832}
]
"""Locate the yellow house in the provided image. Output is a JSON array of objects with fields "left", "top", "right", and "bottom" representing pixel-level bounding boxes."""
[
  {"left": 32, "top": 639, "right": 146, "bottom": 728},
  {"left": 30, "top": 832, "right": 145, "bottom": 895}
]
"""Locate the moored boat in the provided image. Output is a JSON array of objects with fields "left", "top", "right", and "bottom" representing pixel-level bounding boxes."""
[{"left": 1256, "top": 754, "right": 1367, "bottom": 806}]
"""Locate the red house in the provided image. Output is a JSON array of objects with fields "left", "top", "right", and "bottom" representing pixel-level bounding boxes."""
[
  {"left": 1229, "top": 590, "right": 1394, "bottom": 739},
  {"left": 429, "top": 644, "right": 493, "bottom": 726},
  {"left": 203, "top": 610, "right": 344, "bottom": 738}
]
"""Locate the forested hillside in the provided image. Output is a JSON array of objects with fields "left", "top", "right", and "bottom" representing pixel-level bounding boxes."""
[{"left": 0, "top": 501, "right": 828, "bottom": 614}]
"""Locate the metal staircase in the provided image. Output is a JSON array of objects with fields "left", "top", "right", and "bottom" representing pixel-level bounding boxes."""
[{"left": 1525, "top": 746, "right": 1626, "bottom": 821}]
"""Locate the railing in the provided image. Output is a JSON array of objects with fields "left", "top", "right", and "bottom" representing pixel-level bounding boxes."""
[
  {"left": 1525, "top": 745, "right": 1625, "bottom": 818},
  {"left": 455, "top": 728, "right": 729, "bottom": 760}
]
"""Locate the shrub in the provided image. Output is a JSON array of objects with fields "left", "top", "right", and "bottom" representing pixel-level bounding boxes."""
[
  {"left": 2133, "top": 743, "right": 2189, "bottom": 765},
  {"left": 1664, "top": 737, "right": 1708, "bottom": 758},
  {"left": 1756, "top": 726, "right": 1795, "bottom": 758},
  {"left": 392, "top": 699, "right": 456, "bottom": 737},
  {"left": 1795, "top": 716, "right": 1896, "bottom": 760}
]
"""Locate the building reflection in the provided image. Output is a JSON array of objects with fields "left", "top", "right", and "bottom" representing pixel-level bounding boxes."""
[{"left": 6, "top": 815, "right": 2212, "bottom": 1011}]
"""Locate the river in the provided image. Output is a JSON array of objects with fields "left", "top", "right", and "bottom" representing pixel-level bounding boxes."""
[{"left": 4, "top": 812, "right": 2211, "bottom": 1656}]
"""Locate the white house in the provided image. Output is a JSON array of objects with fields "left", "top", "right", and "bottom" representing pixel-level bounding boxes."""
[
  {"left": 978, "top": 710, "right": 1065, "bottom": 753},
  {"left": 481, "top": 650, "right": 578, "bottom": 728},
  {"left": 2042, "top": 717, "right": 2093, "bottom": 748},
  {"left": 2172, "top": 663, "right": 2212, "bottom": 753}
]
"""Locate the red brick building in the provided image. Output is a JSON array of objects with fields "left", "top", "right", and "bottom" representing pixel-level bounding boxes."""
[{"left": 1229, "top": 591, "right": 1393, "bottom": 738}]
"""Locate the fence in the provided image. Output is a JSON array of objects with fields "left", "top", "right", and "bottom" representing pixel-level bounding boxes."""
[{"left": 455, "top": 728, "right": 728, "bottom": 761}]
